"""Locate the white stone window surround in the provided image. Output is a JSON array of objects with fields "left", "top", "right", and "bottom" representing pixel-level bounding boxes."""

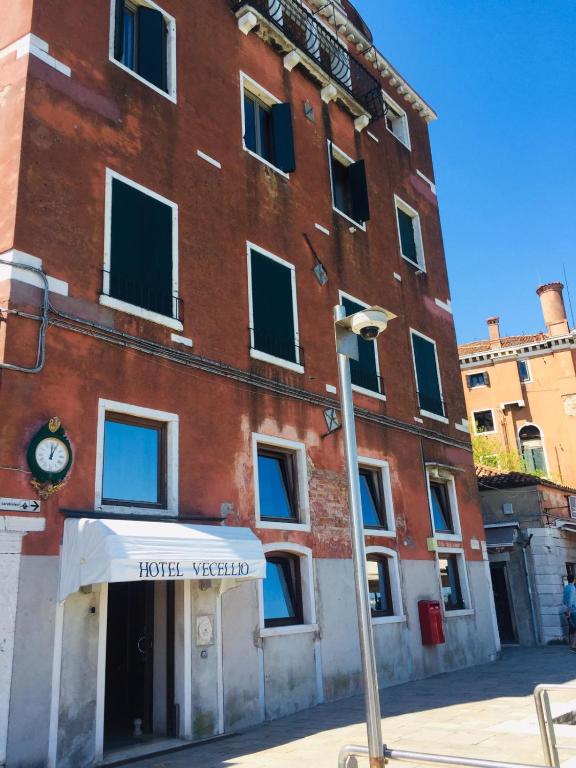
[
  {"left": 108, "top": 0, "right": 177, "bottom": 103},
  {"left": 328, "top": 141, "right": 367, "bottom": 231},
  {"left": 239, "top": 71, "right": 289, "bottom": 179},
  {"left": 467, "top": 370, "right": 490, "bottom": 389},
  {"left": 518, "top": 358, "right": 532, "bottom": 383},
  {"left": 435, "top": 546, "right": 474, "bottom": 618},
  {"left": 409, "top": 328, "right": 448, "bottom": 424},
  {"left": 259, "top": 542, "right": 318, "bottom": 637},
  {"left": 358, "top": 456, "right": 396, "bottom": 537},
  {"left": 94, "top": 398, "right": 179, "bottom": 515},
  {"left": 102, "top": 168, "right": 182, "bottom": 331},
  {"left": 339, "top": 290, "right": 386, "bottom": 402},
  {"left": 394, "top": 194, "right": 426, "bottom": 272},
  {"left": 246, "top": 241, "right": 304, "bottom": 374},
  {"left": 472, "top": 407, "right": 497, "bottom": 436},
  {"left": 425, "top": 465, "right": 462, "bottom": 543},
  {"left": 252, "top": 433, "right": 310, "bottom": 532},
  {"left": 383, "top": 91, "right": 411, "bottom": 150},
  {"left": 365, "top": 544, "right": 406, "bottom": 625}
]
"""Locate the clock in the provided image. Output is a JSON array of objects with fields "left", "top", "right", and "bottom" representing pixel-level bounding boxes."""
[{"left": 27, "top": 417, "right": 73, "bottom": 485}]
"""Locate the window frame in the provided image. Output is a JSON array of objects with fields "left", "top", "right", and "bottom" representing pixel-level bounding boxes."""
[
  {"left": 409, "top": 328, "right": 448, "bottom": 423},
  {"left": 102, "top": 168, "right": 182, "bottom": 331},
  {"left": 365, "top": 546, "right": 405, "bottom": 624},
  {"left": 328, "top": 142, "right": 367, "bottom": 231},
  {"left": 358, "top": 456, "right": 395, "bottom": 536},
  {"left": 383, "top": 92, "right": 411, "bottom": 150},
  {"left": 247, "top": 242, "right": 303, "bottom": 374},
  {"left": 518, "top": 359, "right": 531, "bottom": 383},
  {"left": 517, "top": 422, "right": 549, "bottom": 475},
  {"left": 394, "top": 195, "right": 425, "bottom": 271},
  {"left": 240, "top": 72, "right": 289, "bottom": 178},
  {"left": 259, "top": 543, "right": 318, "bottom": 637},
  {"left": 425, "top": 466, "right": 462, "bottom": 542},
  {"left": 95, "top": 398, "right": 179, "bottom": 516},
  {"left": 339, "top": 290, "right": 385, "bottom": 401},
  {"left": 472, "top": 408, "right": 497, "bottom": 435},
  {"left": 466, "top": 371, "right": 489, "bottom": 389},
  {"left": 262, "top": 553, "right": 304, "bottom": 628},
  {"left": 109, "top": 0, "right": 177, "bottom": 103},
  {"left": 436, "top": 548, "right": 473, "bottom": 618},
  {"left": 252, "top": 433, "right": 310, "bottom": 531}
]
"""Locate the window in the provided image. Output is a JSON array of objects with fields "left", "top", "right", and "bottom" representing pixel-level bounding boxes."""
[
  {"left": 248, "top": 245, "right": 302, "bottom": 371},
  {"left": 438, "top": 554, "right": 466, "bottom": 611},
  {"left": 519, "top": 424, "right": 547, "bottom": 474},
  {"left": 102, "top": 170, "right": 180, "bottom": 329},
  {"left": 263, "top": 553, "right": 304, "bottom": 627},
  {"left": 473, "top": 409, "right": 496, "bottom": 434},
  {"left": 466, "top": 372, "right": 490, "bottom": 389},
  {"left": 329, "top": 143, "right": 370, "bottom": 226},
  {"left": 257, "top": 449, "right": 297, "bottom": 522},
  {"left": 518, "top": 360, "right": 531, "bottom": 383},
  {"left": 341, "top": 294, "right": 383, "bottom": 396},
  {"left": 569, "top": 497, "right": 576, "bottom": 520},
  {"left": 358, "top": 460, "right": 394, "bottom": 532},
  {"left": 426, "top": 466, "right": 461, "bottom": 539},
  {"left": 383, "top": 94, "right": 410, "bottom": 148},
  {"left": 395, "top": 196, "right": 425, "bottom": 269},
  {"left": 253, "top": 434, "right": 309, "bottom": 530},
  {"left": 111, "top": 0, "right": 176, "bottom": 100},
  {"left": 366, "top": 556, "right": 393, "bottom": 617},
  {"left": 241, "top": 75, "right": 296, "bottom": 173},
  {"left": 96, "top": 400, "right": 178, "bottom": 514},
  {"left": 410, "top": 330, "right": 445, "bottom": 420}
]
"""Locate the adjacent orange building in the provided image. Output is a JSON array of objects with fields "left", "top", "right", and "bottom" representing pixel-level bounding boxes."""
[{"left": 459, "top": 282, "right": 576, "bottom": 486}]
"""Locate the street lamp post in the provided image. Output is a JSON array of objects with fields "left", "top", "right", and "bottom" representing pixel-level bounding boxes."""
[{"left": 334, "top": 303, "right": 396, "bottom": 768}]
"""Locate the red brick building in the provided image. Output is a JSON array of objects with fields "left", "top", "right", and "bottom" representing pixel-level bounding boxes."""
[{"left": 0, "top": 1, "right": 499, "bottom": 766}]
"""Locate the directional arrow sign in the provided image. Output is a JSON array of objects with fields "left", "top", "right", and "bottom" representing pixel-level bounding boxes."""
[{"left": 0, "top": 498, "right": 41, "bottom": 513}]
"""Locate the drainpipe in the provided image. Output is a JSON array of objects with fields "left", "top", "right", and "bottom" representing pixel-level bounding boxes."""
[{"left": 519, "top": 536, "right": 540, "bottom": 644}]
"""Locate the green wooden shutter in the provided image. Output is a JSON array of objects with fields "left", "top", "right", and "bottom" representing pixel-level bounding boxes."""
[
  {"left": 271, "top": 103, "right": 296, "bottom": 173},
  {"left": 136, "top": 6, "right": 168, "bottom": 92},
  {"left": 412, "top": 333, "right": 443, "bottom": 415},
  {"left": 349, "top": 160, "right": 370, "bottom": 223},
  {"left": 251, "top": 250, "right": 297, "bottom": 363},
  {"left": 110, "top": 179, "right": 173, "bottom": 317},
  {"left": 398, "top": 208, "right": 418, "bottom": 264},
  {"left": 342, "top": 296, "right": 379, "bottom": 392},
  {"left": 114, "top": 0, "right": 125, "bottom": 61}
]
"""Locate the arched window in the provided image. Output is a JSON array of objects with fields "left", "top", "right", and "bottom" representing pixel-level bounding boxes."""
[{"left": 519, "top": 425, "right": 547, "bottom": 473}]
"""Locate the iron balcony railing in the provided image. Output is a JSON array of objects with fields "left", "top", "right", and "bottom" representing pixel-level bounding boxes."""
[
  {"left": 233, "top": 0, "right": 385, "bottom": 121},
  {"left": 417, "top": 391, "right": 446, "bottom": 419},
  {"left": 351, "top": 366, "right": 385, "bottom": 396},
  {"left": 102, "top": 270, "right": 184, "bottom": 322},
  {"left": 249, "top": 327, "right": 304, "bottom": 367}
]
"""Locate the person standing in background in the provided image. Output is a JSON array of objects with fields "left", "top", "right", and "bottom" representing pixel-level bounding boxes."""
[{"left": 563, "top": 574, "right": 576, "bottom": 651}]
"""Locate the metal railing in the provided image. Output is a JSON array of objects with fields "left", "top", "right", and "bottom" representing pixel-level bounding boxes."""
[
  {"left": 351, "top": 366, "right": 385, "bottom": 397},
  {"left": 417, "top": 391, "right": 447, "bottom": 419},
  {"left": 102, "top": 270, "right": 183, "bottom": 322},
  {"left": 249, "top": 327, "right": 304, "bottom": 367},
  {"left": 232, "top": 0, "right": 385, "bottom": 120},
  {"left": 534, "top": 684, "right": 576, "bottom": 768}
]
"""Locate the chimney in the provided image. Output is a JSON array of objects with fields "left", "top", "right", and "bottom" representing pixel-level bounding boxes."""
[
  {"left": 487, "top": 316, "right": 501, "bottom": 349},
  {"left": 536, "top": 282, "right": 569, "bottom": 337}
]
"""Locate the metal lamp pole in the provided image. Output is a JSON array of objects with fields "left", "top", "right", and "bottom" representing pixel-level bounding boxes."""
[{"left": 334, "top": 304, "right": 385, "bottom": 768}]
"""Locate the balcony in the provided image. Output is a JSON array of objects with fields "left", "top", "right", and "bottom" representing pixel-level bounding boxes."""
[{"left": 232, "top": 0, "right": 385, "bottom": 123}]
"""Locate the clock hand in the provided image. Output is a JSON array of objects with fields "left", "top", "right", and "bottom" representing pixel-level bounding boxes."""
[{"left": 49, "top": 443, "right": 56, "bottom": 460}]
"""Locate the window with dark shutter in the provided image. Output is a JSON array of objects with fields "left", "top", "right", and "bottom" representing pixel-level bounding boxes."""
[
  {"left": 250, "top": 249, "right": 298, "bottom": 364},
  {"left": 109, "top": 178, "right": 174, "bottom": 318},
  {"left": 411, "top": 332, "right": 444, "bottom": 417},
  {"left": 397, "top": 208, "right": 418, "bottom": 264},
  {"left": 330, "top": 148, "right": 370, "bottom": 225},
  {"left": 113, "top": 0, "right": 170, "bottom": 94},
  {"left": 349, "top": 160, "right": 370, "bottom": 223},
  {"left": 342, "top": 296, "right": 381, "bottom": 394},
  {"left": 243, "top": 90, "right": 296, "bottom": 173}
]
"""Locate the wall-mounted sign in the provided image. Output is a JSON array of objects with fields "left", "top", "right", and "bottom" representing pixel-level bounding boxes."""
[{"left": 0, "top": 497, "right": 41, "bottom": 513}]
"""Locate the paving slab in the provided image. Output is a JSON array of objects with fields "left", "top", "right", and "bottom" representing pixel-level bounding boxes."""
[{"left": 117, "top": 647, "right": 576, "bottom": 768}]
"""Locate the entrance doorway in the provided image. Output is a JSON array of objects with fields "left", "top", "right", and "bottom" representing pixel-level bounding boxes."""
[
  {"left": 104, "top": 581, "right": 176, "bottom": 751},
  {"left": 490, "top": 563, "right": 518, "bottom": 645}
]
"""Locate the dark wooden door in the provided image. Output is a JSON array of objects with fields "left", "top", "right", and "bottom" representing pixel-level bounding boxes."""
[{"left": 490, "top": 563, "right": 518, "bottom": 645}]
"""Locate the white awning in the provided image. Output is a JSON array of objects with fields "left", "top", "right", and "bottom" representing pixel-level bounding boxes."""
[{"left": 59, "top": 517, "right": 266, "bottom": 601}]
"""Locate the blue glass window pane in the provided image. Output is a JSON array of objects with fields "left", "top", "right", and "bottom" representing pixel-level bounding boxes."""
[
  {"left": 258, "top": 454, "right": 295, "bottom": 520},
  {"left": 102, "top": 420, "right": 160, "bottom": 504},
  {"left": 518, "top": 361, "right": 530, "bottom": 382},
  {"left": 439, "top": 556, "right": 464, "bottom": 610},
  {"left": 360, "top": 473, "right": 381, "bottom": 527},
  {"left": 430, "top": 483, "right": 452, "bottom": 532},
  {"left": 122, "top": 7, "right": 136, "bottom": 70},
  {"left": 367, "top": 558, "right": 392, "bottom": 615},
  {"left": 263, "top": 560, "right": 296, "bottom": 621}
]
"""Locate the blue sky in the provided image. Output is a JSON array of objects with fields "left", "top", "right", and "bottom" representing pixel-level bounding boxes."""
[{"left": 353, "top": 0, "right": 576, "bottom": 342}]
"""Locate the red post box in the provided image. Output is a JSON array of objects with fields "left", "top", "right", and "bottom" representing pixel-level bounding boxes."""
[{"left": 418, "top": 600, "right": 445, "bottom": 645}]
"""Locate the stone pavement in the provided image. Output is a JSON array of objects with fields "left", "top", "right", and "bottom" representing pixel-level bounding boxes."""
[{"left": 119, "top": 647, "right": 576, "bottom": 768}]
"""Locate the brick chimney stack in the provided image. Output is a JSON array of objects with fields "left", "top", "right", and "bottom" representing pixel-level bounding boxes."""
[
  {"left": 487, "top": 316, "right": 501, "bottom": 349},
  {"left": 536, "top": 282, "right": 569, "bottom": 337}
]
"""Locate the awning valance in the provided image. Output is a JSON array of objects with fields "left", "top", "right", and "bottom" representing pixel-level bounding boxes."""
[{"left": 59, "top": 517, "right": 266, "bottom": 600}]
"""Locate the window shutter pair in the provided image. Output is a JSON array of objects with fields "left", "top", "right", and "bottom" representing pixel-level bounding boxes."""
[
  {"left": 412, "top": 334, "right": 443, "bottom": 416},
  {"left": 271, "top": 103, "right": 296, "bottom": 173},
  {"left": 251, "top": 250, "right": 296, "bottom": 363},
  {"left": 349, "top": 160, "right": 370, "bottom": 223},
  {"left": 398, "top": 208, "right": 418, "bottom": 264},
  {"left": 114, "top": 1, "right": 168, "bottom": 93}
]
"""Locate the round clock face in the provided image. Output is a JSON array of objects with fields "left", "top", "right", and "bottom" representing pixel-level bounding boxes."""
[{"left": 34, "top": 437, "right": 70, "bottom": 474}]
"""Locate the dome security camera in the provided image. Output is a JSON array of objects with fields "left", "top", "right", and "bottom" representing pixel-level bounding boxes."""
[{"left": 350, "top": 308, "right": 392, "bottom": 340}]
